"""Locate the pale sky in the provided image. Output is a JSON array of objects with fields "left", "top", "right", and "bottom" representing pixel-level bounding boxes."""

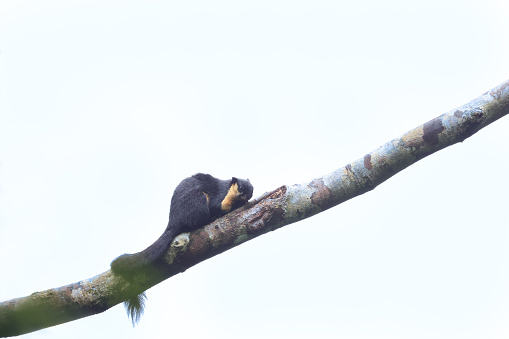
[{"left": 1, "top": 1, "right": 509, "bottom": 338}]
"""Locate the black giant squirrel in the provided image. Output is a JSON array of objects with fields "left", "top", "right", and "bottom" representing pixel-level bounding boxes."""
[{"left": 110, "top": 173, "right": 253, "bottom": 323}]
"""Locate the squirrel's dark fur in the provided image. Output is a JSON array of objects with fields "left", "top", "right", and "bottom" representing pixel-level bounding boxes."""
[{"left": 110, "top": 173, "right": 253, "bottom": 324}]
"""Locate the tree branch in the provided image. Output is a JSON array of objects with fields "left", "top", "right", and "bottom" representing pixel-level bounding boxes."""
[{"left": 1, "top": 79, "right": 508, "bottom": 337}]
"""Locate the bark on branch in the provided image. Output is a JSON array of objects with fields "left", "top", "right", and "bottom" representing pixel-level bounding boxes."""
[{"left": 1, "top": 79, "right": 508, "bottom": 337}]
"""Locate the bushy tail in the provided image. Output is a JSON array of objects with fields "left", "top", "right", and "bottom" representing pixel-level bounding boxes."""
[{"left": 110, "top": 225, "right": 178, "bottom": 323}]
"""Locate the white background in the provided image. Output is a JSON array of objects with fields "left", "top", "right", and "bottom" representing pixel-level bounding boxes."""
[{"left": 1, "top": 1, "right": 509, "bottom": 338}]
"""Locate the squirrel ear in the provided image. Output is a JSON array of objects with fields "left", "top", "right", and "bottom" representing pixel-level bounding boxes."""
[{"left": 231, "top": 177, "right": 238, "bottom": 184}]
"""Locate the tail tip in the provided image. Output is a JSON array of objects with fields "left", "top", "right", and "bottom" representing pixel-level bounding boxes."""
[{"left": 125, "top": 292, "right": 147, "bottom": 326}]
